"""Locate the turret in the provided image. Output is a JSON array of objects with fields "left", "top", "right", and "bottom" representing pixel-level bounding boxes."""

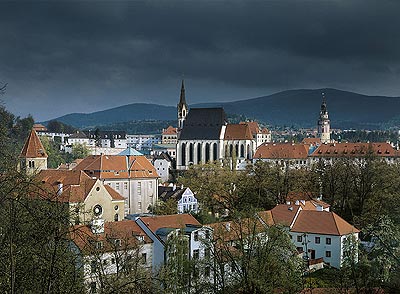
[{"left": 19, "top": 129, "right": 48, "bottom": 174}]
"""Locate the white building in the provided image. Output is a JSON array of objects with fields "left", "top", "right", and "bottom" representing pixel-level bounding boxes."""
[
  {"left": 259, "top": 201, "right": 360, "bottom": 269},
  {"left": 126, "top": 134, "right": 161, "bottom": 150},
  {"left": 134, "top": 214, "right": 212, "bottom": 271},
  {"left": 153, "top": 152, "right": 173, "bottom": 183},
  {"left": 70, "top": 220, "right": 153, "bottom": 293}
]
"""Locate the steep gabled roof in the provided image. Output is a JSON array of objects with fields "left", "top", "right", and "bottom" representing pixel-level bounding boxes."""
[
  {"left": 20, "top": 129, "right": 48, "bottom": 158},
  {"left": 179, "top": 108, "right": 227, "bottom": 140},
  {"left": 291, "top": 210, "right": 359, "bottom": 236},
  {"left": 36, "top": 169, "right": 124, "bottom": 203},
  {"left": 224, "top": 124, "right": 253, "bottom": 140},
  {"left": 254, "top": 143, "right": 309, "bottom": 159}
]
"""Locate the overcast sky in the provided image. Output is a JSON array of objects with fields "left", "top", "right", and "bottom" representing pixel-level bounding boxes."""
[{"left": 1, "top": 0, "right": 400, "bottom": 121}]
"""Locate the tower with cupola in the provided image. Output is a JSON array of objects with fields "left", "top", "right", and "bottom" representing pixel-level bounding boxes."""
[{"left": 317, "top": 93, "right": 331, "bottom": 144}]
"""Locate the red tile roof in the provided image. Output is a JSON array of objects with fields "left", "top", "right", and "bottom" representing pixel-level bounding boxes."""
[
  {"left": 302, "top": 138, "right": 321, "bottom": 145},
  {"left": 254, "top": 143, "right": 309, "bottom": 159},
  {"left": 140, "top": 214, "right": 201, "bottom": 234},
  {"left": 36, "top": 169, "right": 124, "bottom": 202},
  {"left": 291, "top": 210, "right": 359, "bottom": 236},
  {"left": 162, "top": 126, "right": 177, "bottom": 135},
  {"left": 240, "top": 121, "right": 260, "bottom": 135},
  {"left": 311, "top": 142, "right": 399, "bottom": 158},
  {"left": 70, "top": 220, "right": 152, "bottom": 254},
  {"left": 32, "top": 123, "right": 47, "bottom": 132},
  {"left": 269, "top": 204, "right": 301, "bottom": 226},
  {"left": 224, "top": 124, "right": 253, "bottom": 140},
  {"left": 74, "top": 154, "right": 158, "bottom": 179},
  {"left": 20, "top": 129, "right": 48, "bottom": 158}
]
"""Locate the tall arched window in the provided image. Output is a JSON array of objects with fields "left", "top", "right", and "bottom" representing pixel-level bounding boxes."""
[
  {"left": 197, "top": 143, "right": 202, "bottom": 163},
  {"left": 189, "top": 143, "right": 194, "bottom": 163},
  {"left": 205, "top": 143, "right": 210, "bottom": 162},
  {"left": 181, "top": 143, "right": 186, "bottom": 166},
  {"left": 240, "top": 144, "right": 245, "bottom": 158},
  {"left": 213, "top": 143, "right": 218, "bottom": 162}
]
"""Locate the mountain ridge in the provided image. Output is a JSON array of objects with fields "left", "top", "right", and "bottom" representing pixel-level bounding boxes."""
[{"left": 45, "top": 88, "right": 400, "bottom": 130}]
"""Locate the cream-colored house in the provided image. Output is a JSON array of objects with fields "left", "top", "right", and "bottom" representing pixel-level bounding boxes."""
[
  {"left": 74, "top": 149, "right": 159, "bottom": 215},
  {"left": 37, "top": 169, "right": 125, "bottom": 225}
]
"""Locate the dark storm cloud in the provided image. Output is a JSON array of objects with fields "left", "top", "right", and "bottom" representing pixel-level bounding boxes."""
[{"left": 1, "top": 0, "right": 400, "bottom": 120}]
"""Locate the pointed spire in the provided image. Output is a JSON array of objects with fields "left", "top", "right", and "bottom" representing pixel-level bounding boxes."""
[
  {"left": 20, "top": 129, "right": 48, "bottom": 158},
  {"left": 179, "top": 79, "right": 186, "bottom": 105}
]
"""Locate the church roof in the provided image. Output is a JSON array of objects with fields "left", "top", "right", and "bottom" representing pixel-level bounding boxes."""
[
  {"left": 224, "top": 124, "right": 253, "bottom": 140},
  {"left": 20, "top": 129, "right": 48, "bottom": 158},
  {"left": 254, "top": 143, "right": 309, "bottom": 159},
  {"left": 179, "top": 108, "right": 227, "bottom": 140}
]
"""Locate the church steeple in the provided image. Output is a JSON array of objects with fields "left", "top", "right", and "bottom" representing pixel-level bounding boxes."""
[
  {"left": 18, "top": 129, "right": 48, "bottom": 174},
  {"left": 317, "top": 92, "right": 331, "bottom": 143},
  {"left": 177, "top": 80, "right": 188, "bottom": 131}
]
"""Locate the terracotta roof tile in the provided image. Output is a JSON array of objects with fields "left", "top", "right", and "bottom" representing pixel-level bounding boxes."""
[
  {"left": 162, "top": 126, "right": 177, "bottom": 135},
  {"left": 74, "top": 154, "right": 159, "bottom": 179},
  {"left": 302, "top": 138, "right": 321, "bottom": 145},
  {"left": 311, "top": 142, "right": 399, "bottom": 157},
  {"left": 70, "top": 220, "right": 152, "bottom": 254},
  {"left": 240, "top": 121, "right": 260, "bottom": 135},
  {"left": 36, "top": 169, "right": 125, "bottom": 203},
  {"left": 32, "top": 124, "right": 47, "bottom": 132},
  {"left": 254, "top": 143, "right": 309, "bottom": 159},
  {"left": 224, "top": 124, "right": 253, "bottom": 140},
  {"left": 270, "top": 204, "right": 301, "bottom": 226},
  {"left": 20, "top": 129, "right": 48, "bottom": 158},
  {"left": 291, "top": 210, "right": 359, "bottom": 236},
  {"left": 140, "top": 214, "right": 201, "bottom": 234}
]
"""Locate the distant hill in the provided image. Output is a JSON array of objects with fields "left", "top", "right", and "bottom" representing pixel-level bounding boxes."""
[
  {"left": 48, "top": 103, "right": 176, "bottom": 129},
  {"left": 46, "top": 89, "right": 400, "bottom": 130}
]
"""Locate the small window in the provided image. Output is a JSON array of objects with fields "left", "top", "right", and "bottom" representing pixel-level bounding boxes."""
[
  {"left": 326, "top": 237, "right": 331, "bottom": 245},
  {"left": 193, "top": 249, "right": 199, "bottom": 260},
  {"left": 114, "top": 214, "right": 119, "bottom": 221},
  {"left": 90, "top": 281, "right": 97, "bottom": 293},
  {"left": 138, "top": 202, "right": 142, "bottom": 210},
  {"left": 326, "top": 251, "right": 331, "bottom": 257},
  {"left": 315, "top": 237, "right": 320, "bottom": 244},
  {"left": 96, "top": 242, "right": 103, "bottom": 250},
  {"left": 141, "top": 253, "right": 147, "bottom": 264},
  {"left": 124, "top": 182, "right": 128, "bottom": 190},
  {"left": 96, "top": 186, "right": 100, "bottom": 192},
  {"left": 116, "top": 183, "right": 120, "bottom": 190},
  {"left": 194, "top": 231, "right": 199, "bottom": 241},
  {"left": 205, "top": 230, "right": 210, "bottom": 240},
  {"left": 297, "top": 235, "right": 302, "bottom": 242},
  {"left": 205, "top": 266, "right": 211, "bottom": 277}
]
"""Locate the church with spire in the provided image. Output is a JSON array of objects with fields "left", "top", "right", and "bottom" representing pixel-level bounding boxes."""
[{"left": 317, "top": 93, "right": 331, "bottom": 144}]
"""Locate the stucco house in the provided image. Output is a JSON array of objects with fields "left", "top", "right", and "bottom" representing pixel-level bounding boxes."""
[
  {"left": 37, "top": 169, "right": 125, "bottom": 224},
  {"left": 73, "top": 148, "right": 159, "bottom": 215}
]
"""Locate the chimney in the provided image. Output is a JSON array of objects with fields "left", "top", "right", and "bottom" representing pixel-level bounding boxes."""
[{"left": 57, "top": 182, "right": 63, "bottom": 196}]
